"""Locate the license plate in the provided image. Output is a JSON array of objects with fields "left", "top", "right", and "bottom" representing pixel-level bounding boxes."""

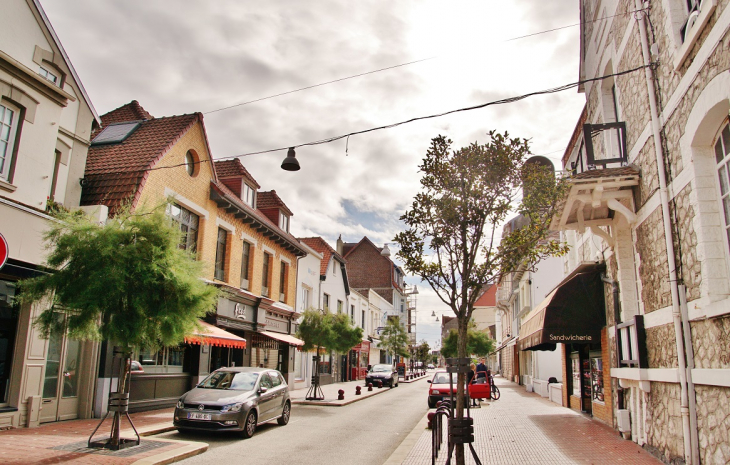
[{"left": 187, "top": 412, "right": 211, "bottom": 421}]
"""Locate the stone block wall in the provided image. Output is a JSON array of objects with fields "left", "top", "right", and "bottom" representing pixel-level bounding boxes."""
[
  {"left": 635, "top": 207, "right": 672, "bottom": 313},
  {"left": 646, "top": 323, "right": 678, "bottom": 368},
  {"left": 691, "top": 314, "right": 730, "bottom": 368},
  {"left": 645, "top": 381, "right": 684, "bottom": 463},
  {"left": 633, "top": 136, "right": 660, "bottom": 208},
  {"left": 695, "top": 384, "right": 730, "bottom": 464},
  {"left": 670, "top": 183, "right": 702, "bottom": 302}
]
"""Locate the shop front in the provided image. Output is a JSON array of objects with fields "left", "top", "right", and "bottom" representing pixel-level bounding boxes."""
[
  {"left": 349, "top": 340, "right": 370, "bottom": 380},
  {"left": 517, "top": 265, "right": 609, "bottom": 420}
]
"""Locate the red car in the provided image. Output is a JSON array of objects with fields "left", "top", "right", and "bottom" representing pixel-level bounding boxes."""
[{"left": 427, "top": 371, "right": 458, "bottom": 408}]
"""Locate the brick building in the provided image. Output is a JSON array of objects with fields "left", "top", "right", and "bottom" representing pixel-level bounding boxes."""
[{"left": 81, "top": 101, "right": 306, "bottom": 413}]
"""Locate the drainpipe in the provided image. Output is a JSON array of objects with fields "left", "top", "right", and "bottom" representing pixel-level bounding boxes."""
[{"left": 634, "top": 2, "right": 696, "bottom": 463}]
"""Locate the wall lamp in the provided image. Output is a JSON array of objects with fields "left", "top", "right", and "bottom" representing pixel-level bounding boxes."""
[{"left": 281, "top": 147, "right": 300, "bottom": 171}]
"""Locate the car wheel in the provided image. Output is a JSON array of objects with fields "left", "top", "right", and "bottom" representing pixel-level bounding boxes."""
[
  {"left": 176, "top": 428, "right": 192, "bottom": 435},
  {"left": 428, "top": 399, "right": 436, "bottom": 408},
  {"left": 277, "top": 401, "right": 291, "bottom": 426},
  {"left": 241, "top": 411, "right": 257, "bottom": 439}
]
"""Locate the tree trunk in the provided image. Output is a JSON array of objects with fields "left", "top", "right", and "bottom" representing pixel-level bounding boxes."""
[
  {"left": 110, "top": 352, "right": 131, "bottom": 447},
  {"left": 455, "top": 316, "right": 469, "bottom": 465}
]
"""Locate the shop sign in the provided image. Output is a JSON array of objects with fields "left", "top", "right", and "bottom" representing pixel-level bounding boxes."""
[
  {"left": 0, "top": 233, "right": 8, "bottom": 271},
  {"left": 234, "top": 303, "right": 247, "bottom": 319},
  {"left": 265, "top": 311, "right": 287, "bottom": 331}
]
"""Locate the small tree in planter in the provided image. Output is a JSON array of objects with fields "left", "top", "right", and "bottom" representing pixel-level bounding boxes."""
[
  {"left": 379, "top": 319, "right": 409, "bottom": 364},
  {"left": 297, "top": 309, "right": 362, "bottom": 400},
  {"left": 20, "top": 204, "right": 217, "bottom": 449}
]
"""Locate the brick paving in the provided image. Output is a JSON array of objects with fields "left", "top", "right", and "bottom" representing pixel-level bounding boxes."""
[
  {"left": 0, "top": 408, "right": 205, "bottom": 464},
  {"left": 400, "top": 377, "right": 662, "bottom": 465}
]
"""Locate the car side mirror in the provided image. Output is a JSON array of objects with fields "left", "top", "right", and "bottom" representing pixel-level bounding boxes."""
[{"left": 258, "top": 386, "right": 268, "bottom": 394}]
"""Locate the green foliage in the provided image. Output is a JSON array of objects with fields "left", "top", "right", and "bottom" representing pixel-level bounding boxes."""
[
  {"left": 379, "top": 319, "right": 409, "bottom": 358},
  {"left": 20, "top": 203, "right": 218, "bottom": 351},
  {"left": 440, "top": 327, "right": 495, "bottom": 359},
  {"left": 416, "top": 340, "right": 431, "bottom": 365},
  {"left": 296, "top": 308, "right": 362, "bottom": 353}
]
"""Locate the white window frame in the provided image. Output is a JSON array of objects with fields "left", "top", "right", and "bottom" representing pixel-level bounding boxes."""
[
  {"left": 714, "top": 121, "right": 730, "bottom": 256},
  {"left": 0, "top": 101, "right": 20, "bottom": 182},
  {"left": 279, "top": 211, "right": 289, "bottom": 232},
  {"left": 39, "top": 66, "right": 59, "bottom": 85},
  {"left": 242, "top": 182, "right": 255, "bottom": 207}
]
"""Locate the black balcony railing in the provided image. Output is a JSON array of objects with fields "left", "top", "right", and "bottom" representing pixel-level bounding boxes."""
[{"left": 583, "top": 122, "right": 628, "bottom": 169}]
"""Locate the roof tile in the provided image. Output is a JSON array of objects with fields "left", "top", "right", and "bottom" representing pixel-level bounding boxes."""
[
  {"left": 298, "top": 237, "right": 346, "bottom": 277},
  {"left": 214, "top": 159, "right": 261, "bottom": 189}
]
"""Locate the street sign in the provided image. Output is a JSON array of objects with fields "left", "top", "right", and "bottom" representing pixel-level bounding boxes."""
[{"left": 0, "top": 233, "right": 8, "bottom": 271}]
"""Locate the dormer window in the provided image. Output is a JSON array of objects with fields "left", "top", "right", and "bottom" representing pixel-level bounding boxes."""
[
  {"left": 279, "top": 212, "right": 289, "bottom": 232},
  {"left": 242, "top": 182, "right": 255, "bottom": 207},
  {"left": 39, "top": 66, "right": 59, "bottom": 86}
]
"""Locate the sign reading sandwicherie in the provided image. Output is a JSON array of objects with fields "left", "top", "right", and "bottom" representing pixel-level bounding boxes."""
[
  {"left": 0, "top": 233, "right": 8, "bottom": 271},
  {"left": 550, "top": 334, "right": 594, "bottom": 342}
]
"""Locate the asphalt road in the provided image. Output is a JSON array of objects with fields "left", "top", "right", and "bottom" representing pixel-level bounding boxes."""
[{"left": 158, "top": 377, "right": 430, "bottom": 465}]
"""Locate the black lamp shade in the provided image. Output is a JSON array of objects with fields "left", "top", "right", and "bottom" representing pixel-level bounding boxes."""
[{"left": 281, "top": 147, "right": 300, "bottom": 171}]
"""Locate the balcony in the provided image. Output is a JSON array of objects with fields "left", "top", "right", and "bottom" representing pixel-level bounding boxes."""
[{"left": 569, "top": 122, "right": 628, "bottom": 175}]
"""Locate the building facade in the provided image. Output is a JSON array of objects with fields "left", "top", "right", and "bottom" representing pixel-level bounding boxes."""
[
  {"left": 0, "top": 0, "right": 99, "bottom": 428},
  {"left": 549, "top": 1, "right": 730, "bottom": 463}
]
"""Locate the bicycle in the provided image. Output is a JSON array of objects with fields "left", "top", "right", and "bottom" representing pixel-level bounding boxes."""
[{"left": 488, "top": 374, "right": 500, "bottom": 400}]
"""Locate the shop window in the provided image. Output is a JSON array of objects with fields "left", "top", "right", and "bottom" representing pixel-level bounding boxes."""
[
  {"left": 167, "top": 203, "right": 199, "bottom": 252},
  {"left": 214, "top": 228, "right": 227, "bottom": 281},
  {"left": 240, "top": 241, "right": 251, "bottom": 290},
  {"left": 0, "top": 101, "right": 20, "bottom": 183},
  {"left": 262, "top": 252, "right": 271, "bottom": 297},
  {"left": 134, "top": 346, "right": 185, "bottom": 374},
  {"left": 714, "top": 122, "right": 730, "bottom": 249},
  {"left": 590, "top": 356, "right": 604, "bottom": 403},
  {"left": 318, "top": 352, "right": 332, "bottom": 374}
]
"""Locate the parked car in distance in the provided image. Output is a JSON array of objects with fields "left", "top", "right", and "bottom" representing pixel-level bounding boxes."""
[
  {"left": 365, "top": 364, "right": 399, "bottom": 388},
  {"left": 427, "top": 364, "right": 435, "bottom": 370},
  {"left": 173, "top": 367, "right": 290, "bottom": 438},
  {"left": 427, "top": 371, "right": 458, "bottom": 408}
]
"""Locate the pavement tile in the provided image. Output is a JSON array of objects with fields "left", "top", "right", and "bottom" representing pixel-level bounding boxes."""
[{"left": 397, "top": 377, "right": 662, "bottom": 465}]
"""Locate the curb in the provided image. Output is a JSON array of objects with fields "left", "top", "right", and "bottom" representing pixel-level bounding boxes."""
[
  {"left": 383, "top": 410, "right": 431, "bottom": 465},
  {"left": 131, "top": 438, "right": 208, "bottom": 465},
  {"left": 291, "top": 384, "right": 391, "bottom": 406}
]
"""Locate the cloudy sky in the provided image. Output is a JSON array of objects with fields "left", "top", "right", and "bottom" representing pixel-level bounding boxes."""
[{"left": 41, "top": 0, "right": 585, "bottom": 348}]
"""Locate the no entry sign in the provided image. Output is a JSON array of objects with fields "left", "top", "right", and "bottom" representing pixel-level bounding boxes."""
[{"left": 0, "top": 232, "right": 8, "bottom": 270}]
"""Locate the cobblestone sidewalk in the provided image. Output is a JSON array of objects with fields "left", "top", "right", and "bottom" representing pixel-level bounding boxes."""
[{"left": 399, "top": 377, "right": 662, "bottom": 465}]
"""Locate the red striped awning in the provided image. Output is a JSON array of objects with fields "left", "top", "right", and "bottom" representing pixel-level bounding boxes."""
[{"left": 185, "top": 321, "right": 247, "bottom": 349}]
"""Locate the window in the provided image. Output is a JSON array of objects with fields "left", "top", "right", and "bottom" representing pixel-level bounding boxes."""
[
  {"left": 167, "top": 203, "right": 199, "bottom": 252},
  {"left": 279, "top": 261, "right": 287, "bottom": 302},
  {"left": 0, "top": 102, "right": 20, "bottom": 182},
  {"left": 332, "top": 260, "right": 337, "bottom": 276},
  {"left": 215, "top": 228, "right": 227, "bottom": 281},
  {"left": 91, "top": 122, "right": 140, "bottom": 145},
  {"left": 301, "top": 285, "right": 311, "bottom": 311},
  {"left": 184, "top": 150, "right": 198, "bottom": 177},
  {"left": 323, "top": 293, "right": 330, "bottom": 311},
  {"left": 134, "top": 346, "right": 185, "bottom": 374},
  {"left": 362, "top": 310, "right": 366, "bottom": 329},
  {"left": 337, "top": 300, "right": 343, "bottom": 314},
  {"left": 39, "top": 66, "right": 58, "bottom": 85},
  {"left": 240, "top": 242, "right": 251, "bottom": 289},
  {"left": 715, "top": 123, "right": 730, "bottom": 248},
  {"left": 269, "top": 371, "right": 283, "bottom": 387},
  {"left": 242, "top": 183, "right": 255, "bottom": 207},
  {"left": 351, "top": 304, "right": 355, "bottom": 321},
  {"left": 279, "top": 212, "right": 289, "bottom": 232},
  {"left": 262, "top": 252, "right": 271, "bottom": 296}
]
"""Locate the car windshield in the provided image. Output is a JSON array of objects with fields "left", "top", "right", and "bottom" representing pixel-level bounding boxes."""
[
  {"left": 432, "top": 373, "right": 453, "bottom": 384},
  {"left": 197, "top": 371, "right": 259, "bottom": 390},
  {"left": 371, "top": 365, "right": 392, "bottom": 373}
]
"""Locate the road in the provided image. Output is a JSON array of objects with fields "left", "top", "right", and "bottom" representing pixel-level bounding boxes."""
[{"left": 157, "top": 378, "right": 430, "bottom": 465}]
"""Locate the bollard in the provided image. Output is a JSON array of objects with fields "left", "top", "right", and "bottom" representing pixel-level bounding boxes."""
[
  {"left": 427, "top": 411, "right": 436, "bottom": 429},
  {"left": 355, "top": 385, "right": 362, "bottom": 395},
  {"left": 367, "top": 382, "right": 373, "bottom": 391},
  {"left": 377, "top": 380, "right": 383, "bottom": 388},
  {"left": 338, "top": 389, "right": 345, "bottom": 400}
]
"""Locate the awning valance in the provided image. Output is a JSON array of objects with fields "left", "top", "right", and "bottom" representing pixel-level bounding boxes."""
[
  {"left": 185, "top": 321, "right": 247, "bottom": 349},
  {"left": 517, "top": 269, "right": 606, "bottom": 351},
  {"left": 260, "top": 330, "right": 304, "bottom": 347}
]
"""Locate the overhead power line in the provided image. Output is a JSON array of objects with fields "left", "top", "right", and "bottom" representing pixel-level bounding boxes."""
[
  {"left": 201, "top": 8, "right": 643, "bottom": 115},
  {"left": 136, "top": 64, "right": 650, "bottom": 174}
]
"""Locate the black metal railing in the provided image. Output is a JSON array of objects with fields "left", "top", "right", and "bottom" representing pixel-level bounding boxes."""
[{"left": 583, "top": 122, "right": 628, "bottom": 169}]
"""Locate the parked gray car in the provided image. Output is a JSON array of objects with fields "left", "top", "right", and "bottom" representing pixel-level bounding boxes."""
[
  {"left": 365, "top": 364, "right": 399, "bottom": 387},
  {"left": 173, "top": 367, "right": 290, "bottom": 438}
]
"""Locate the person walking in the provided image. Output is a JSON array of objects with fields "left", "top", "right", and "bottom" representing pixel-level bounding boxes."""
[{"left": 467, "top": 362, "right": 477, "bottom": 407}]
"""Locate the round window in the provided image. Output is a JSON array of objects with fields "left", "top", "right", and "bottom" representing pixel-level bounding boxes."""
[{"left": 185, "top": 150, "right": 196, "bottom": 176}]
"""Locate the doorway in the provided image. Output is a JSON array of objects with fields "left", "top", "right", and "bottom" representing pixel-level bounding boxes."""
[{"left": 40, "top": 316, "right": 82, "bottom": 423}]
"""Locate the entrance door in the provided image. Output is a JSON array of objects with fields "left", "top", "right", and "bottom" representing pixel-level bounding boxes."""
[{"left": 40, "top": 320, "right": 81, "bottom": 423}]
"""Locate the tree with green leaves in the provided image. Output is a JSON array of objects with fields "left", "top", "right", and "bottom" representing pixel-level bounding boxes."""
[
  {"left": 394, "top": 132, "right": 566, "bottom": 464},
  {"left": 416, "top": 340, "right": 431, "bottom": 367},
  {"left": 440, "top": 327, "right": 494, "bottom": 359},
  {"left": 296, "top": 308, "right": 362, "bottom": 399},
  {"left": 20, "top": 203, "right": 218, "bottom": 448},
  {"left": 379, "top": 319, "right": 409, "bottom": 362}
]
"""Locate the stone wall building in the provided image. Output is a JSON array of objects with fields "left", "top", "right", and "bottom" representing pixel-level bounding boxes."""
[{"left": 551, "top": 1, "right": 730, "bottom": 463}]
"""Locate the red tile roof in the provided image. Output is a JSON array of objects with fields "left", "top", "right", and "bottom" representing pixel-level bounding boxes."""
[
  {"left": 214, "top": 159, "right": 261, "bottom": 189},
  {"left": 81, "top": 105, "right": 201, "bottom": 212},
  {"left": 92, "top": 101, "right": 154, "bottom": 138},
  {"left": 298, "top": 237, "right": 346, "bottom": 277},
  {"left": 257, "top": 190, "right": 293, "bottom": 216}
]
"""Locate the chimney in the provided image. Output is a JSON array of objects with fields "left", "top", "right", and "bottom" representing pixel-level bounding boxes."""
[{"left": 336, "top": 235, "right": 344, "bottom": 255}]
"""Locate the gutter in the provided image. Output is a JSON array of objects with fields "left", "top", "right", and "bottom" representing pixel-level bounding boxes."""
[{"left": 634, "top": 3, "right": 698, "bottom": 463}]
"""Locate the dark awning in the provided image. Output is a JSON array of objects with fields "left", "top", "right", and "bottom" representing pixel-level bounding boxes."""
[{"left": 517, "top": 269, "right": 606, "bottom": 351}]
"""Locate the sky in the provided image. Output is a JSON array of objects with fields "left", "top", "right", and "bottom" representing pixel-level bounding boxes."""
[{"left": 40, "top": 0, "right": 586, "bottom": 349}]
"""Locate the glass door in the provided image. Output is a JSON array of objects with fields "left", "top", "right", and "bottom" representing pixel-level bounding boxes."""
[{"left": 40, "top": 316, "right": 81, "bottom": 423}]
